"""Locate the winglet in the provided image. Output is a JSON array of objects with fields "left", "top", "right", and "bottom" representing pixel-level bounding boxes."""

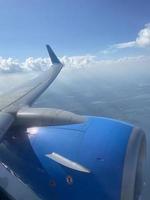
[{"left": 46, "top": 44, "right": 61, "bottom": 64}]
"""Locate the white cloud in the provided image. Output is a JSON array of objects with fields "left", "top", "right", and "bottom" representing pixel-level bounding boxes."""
[
  {"left": 22, "top": 57, "right": 50, "bottom": 71},
  {"left": 0, "top": 57, "right": 22, "bottom": 73},
  {"left": 61, "top": 55, "right": 97, "bottom": 68},
  {"left": 0, "top": 57, "right": 52, "bottom": 73},
  {"left": 115, "top": 41, "right": 136, "bottom": 49},
  {"left": 0, "top": 54, "right": 150, "bottom": 73},
  {"left": 114, "top": 23, "right": 150, "bottom": 49}
]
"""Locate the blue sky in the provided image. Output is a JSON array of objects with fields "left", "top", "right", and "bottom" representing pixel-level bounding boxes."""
[{"left": 0, "top": 0, "right": 150, "bottom": 60}]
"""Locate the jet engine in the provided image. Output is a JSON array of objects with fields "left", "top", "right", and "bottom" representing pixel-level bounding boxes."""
[{"left": 25, "top": 116, "right": 146, "bottom": 200}]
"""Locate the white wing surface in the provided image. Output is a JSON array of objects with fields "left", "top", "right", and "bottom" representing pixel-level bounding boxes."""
[{"left": 0, "top": 45, "right": 63, "bottom": 113}]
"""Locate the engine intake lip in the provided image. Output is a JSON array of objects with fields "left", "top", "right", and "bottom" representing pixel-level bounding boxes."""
[{"left": 121, "top": 127, "right": 146, "bottom": 200}]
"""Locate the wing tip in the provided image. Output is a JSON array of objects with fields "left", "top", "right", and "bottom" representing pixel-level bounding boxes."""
[{"left": 46, "top": 44, "right": 61, "bottom": 65}]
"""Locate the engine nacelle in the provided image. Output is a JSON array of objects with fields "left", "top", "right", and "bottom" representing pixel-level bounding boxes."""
[{"left": 27, "top": 116, "right": 146, "bottom": 200}]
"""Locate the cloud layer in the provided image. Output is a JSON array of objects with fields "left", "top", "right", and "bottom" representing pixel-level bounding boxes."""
[
  {"left": 115, "top": 23, "right": 150, "bottom": 49},
  {"left": 0, "top": 54, "right": 150, "bottom": 73},
  {"left": 1, "top": 22, "right": 150, "bottom": 73},
  {"left": 0, "top": 57, "right": 51, "bottom": 73}
]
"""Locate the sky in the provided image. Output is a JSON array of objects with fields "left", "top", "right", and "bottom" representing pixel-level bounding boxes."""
[{"left": 0, "top": 0, "right": 150, "bottom": 72}]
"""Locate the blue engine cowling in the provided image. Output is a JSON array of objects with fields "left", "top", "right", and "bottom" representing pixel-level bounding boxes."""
[{"left": 27, "top": 117, "right": 146, "bottom": 200}]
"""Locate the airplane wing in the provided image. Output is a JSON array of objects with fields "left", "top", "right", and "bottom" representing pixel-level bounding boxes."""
[
  {"left": 0, "top": 45, "right": 84, "bottom": 141},
  {"left": 0, "top": 45, "right": 63, "bottom": 113}
]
